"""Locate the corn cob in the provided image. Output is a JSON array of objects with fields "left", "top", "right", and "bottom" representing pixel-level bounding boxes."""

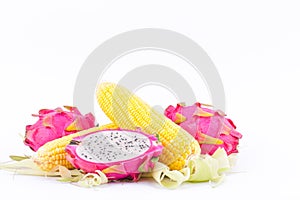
[
  {"left": 34, "top": 123, "right": 118, "bottom": 171},
  {"left": 96, "top": 82, "right": 201, "bottom": 170}
]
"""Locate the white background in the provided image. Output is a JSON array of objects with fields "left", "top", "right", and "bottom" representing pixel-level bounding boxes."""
[{"left": 0, "top": 0, "right": 299, "bottom": 199}]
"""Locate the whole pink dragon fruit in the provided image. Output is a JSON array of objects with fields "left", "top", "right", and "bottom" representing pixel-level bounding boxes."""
[
  {"left": 24, "top": 106, "right": 95, "bottom": 151},
  {"left": 66, "top": 129, "right": 163, "bottom": 181},
  {"left": 165, "top": 103, "right": 242, "bottom": 155}
]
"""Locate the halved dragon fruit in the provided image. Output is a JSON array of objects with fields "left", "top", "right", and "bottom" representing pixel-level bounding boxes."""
[{"left": 65, "top": 129, "right": 163, "bottom": 181}]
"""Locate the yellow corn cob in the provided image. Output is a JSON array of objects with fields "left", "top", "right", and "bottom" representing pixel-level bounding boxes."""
[
  {"left": 96, "top": 82, "right": 201, "bottom": 170},
  {"left": 34, "top": 123, "right": 118, "bottom": 171}
]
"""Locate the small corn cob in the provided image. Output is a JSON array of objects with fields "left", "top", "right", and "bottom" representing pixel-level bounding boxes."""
[
  {"left": 34, "top": 123, "right": 118, "bottom": 171},
  {"left": 96, "top": 82, "right": 201, "bottom": 170}
]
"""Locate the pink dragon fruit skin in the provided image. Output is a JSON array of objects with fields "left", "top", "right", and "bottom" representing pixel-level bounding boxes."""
[
  {"left": 24, "top": 106, "right": 95, "bottom": 152},
  {"left": 165, "top": 103, "right": 242, "bottom": 155},
  {"left": 65, "top": 129, "right": 163, "bottom": 181}
]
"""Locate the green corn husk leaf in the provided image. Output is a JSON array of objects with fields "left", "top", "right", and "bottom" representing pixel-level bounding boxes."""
[
  {"left": 188, "top": 147, "right": 230, "bottom": 182},
  {"left": 0, "top": 156, "right": 108, "bottom": 187},
  {"left": 150, "top": 162, "right": 190, "bottom": 189},
  {"left": 56, "top": 166, "right": 83, "bottom": 182},
  {"left": 0, "top": 157, "right": 82, "bottom": 178},
  {"left": 149, "top": 148, "right": 231, "bottom": 189},
  {"left": 78, "top": 170, "right": 108, "bottom": 187},
  {"left": 9, "top": 155, "right": 31, "bottom": 161}
]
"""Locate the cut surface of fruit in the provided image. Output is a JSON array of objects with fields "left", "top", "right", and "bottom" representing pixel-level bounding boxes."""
[{"left": 66, "top": 129, "right": 163, "bottom": 181}]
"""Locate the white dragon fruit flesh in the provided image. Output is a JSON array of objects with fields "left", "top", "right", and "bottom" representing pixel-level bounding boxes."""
[{"left": 65, "top": 129, "right": 163, "bottom": 181}]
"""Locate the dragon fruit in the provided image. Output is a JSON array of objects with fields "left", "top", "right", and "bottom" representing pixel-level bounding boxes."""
[
  {"left": 165, "top": 103, "right": 242, "bottom": 155},
  {"left": 65, "top": 129, "right": 163, "bottom": 181},
  {"left": 24, "top": 106, "right": 95, "bottom": 151}
]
